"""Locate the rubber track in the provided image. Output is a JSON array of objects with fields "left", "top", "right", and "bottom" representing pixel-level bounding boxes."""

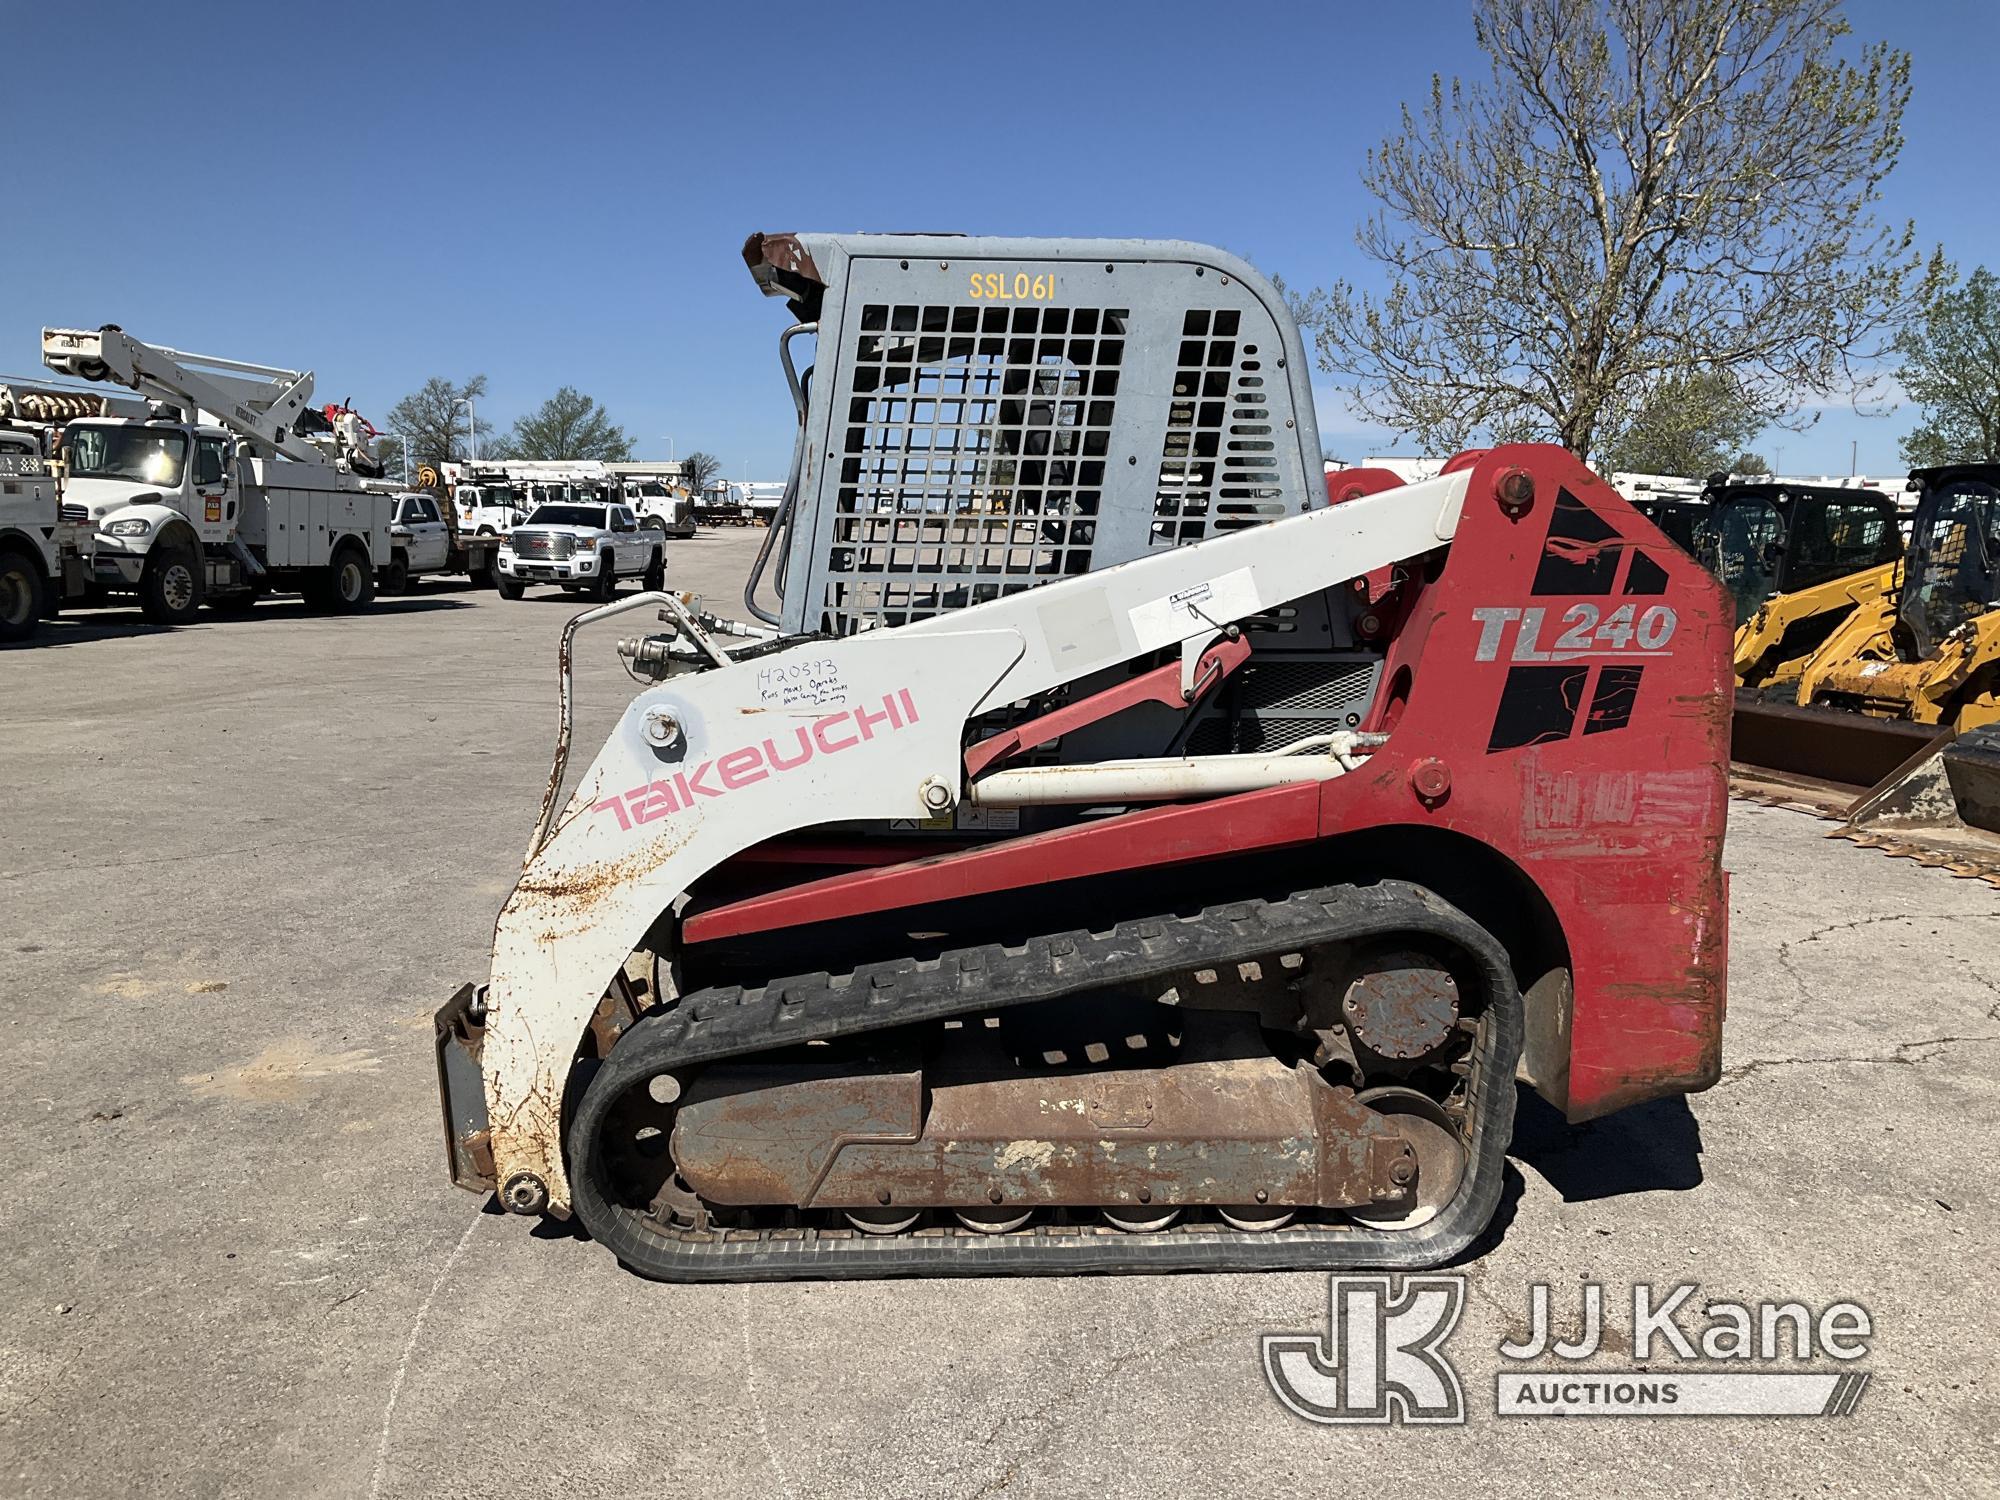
[{"left": 567, "top": 879, "right": 1523, "bottom": 1282}]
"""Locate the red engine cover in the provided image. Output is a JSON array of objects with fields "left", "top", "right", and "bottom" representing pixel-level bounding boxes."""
[{"left": 1329, "top": 445, "right": 1730, "bottom": 1119}]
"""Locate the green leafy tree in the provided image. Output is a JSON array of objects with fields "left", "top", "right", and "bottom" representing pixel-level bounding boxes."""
[
  {"left": 1296, "top": 0, "right": 1937, "bottom": 463},
  {"left": 384, "top": 375, "right": 497, "bottom": 469},
  {"left": 1731, "top": 451, "right": 1773, "bottom": 476},
  {"left": 508, "top": 387, "right": 634, "bottom": 461},
  {"left": 681, "top": 450, "right": 721, "bottom": 494},
  {"left": 1896, "top": 265, "right": 2000, "bottom": 468},
  {"left": 1600, "top": 370, "right": 1771, "bottom": 477}
]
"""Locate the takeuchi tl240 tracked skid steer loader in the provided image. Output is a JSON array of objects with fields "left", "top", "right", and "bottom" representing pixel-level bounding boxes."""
[{"left": 434, "top": 234, "right": 1732, "bottom": 1281}]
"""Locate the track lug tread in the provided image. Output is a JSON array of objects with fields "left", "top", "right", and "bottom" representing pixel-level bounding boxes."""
[{"left": 569, "top": 879, "right": 1523, "bottom": 1281}]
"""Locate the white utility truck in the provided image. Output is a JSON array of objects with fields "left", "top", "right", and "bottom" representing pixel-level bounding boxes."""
[
  {"left": 0, "top": 382, "right": 150, "bottom": 641},
  {"left": 0, "top": 427, "right": 62, "bottom": 641},
  {"left": 41, "top": 326, "right": 393, "bottom": 623},
  {"left": 438, "top": 462, "right": 528, "bottom": 535},
  {"left": 605, "top": 462, "right": 698, "bottom": 538},
  {"left": 377, "top": 488, "right": 505, "bottom": 591}
]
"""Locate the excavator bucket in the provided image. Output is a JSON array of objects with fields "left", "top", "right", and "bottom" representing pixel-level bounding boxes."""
[
  {"left": 1732, "top": 699, "right": 2000, "bottom": 885},
  {"left": 1729, "top": 694, "right": 1937, "bottom": 810}
]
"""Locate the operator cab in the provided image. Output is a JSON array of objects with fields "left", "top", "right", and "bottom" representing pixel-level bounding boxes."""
[
  {"left": 1694, "top": 481, "right": 1903, "bottom": 623},
  {"left": 1628, "top": 495, "right": 1708, "bottom": 555},
  {"left": 1898, "top": 465, "right": 2000, "bottom": 657}
]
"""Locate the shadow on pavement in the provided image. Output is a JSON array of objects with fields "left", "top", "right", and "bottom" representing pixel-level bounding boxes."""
[
  {"left": 1507, "top": 1085, "right": 1706, "bottom": 1202},
  {"left": 20, "top": 595, "right": 475, "bottom": 647}
]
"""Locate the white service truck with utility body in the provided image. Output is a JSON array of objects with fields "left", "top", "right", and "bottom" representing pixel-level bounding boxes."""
[
  {"left": 0, "top": 382, "right": 151, "bottom": 641},
  {"left": 0, "top": 429, "right": 65, "bottom": 641},
  {"left": 436, "top": 463, "right": 528, "bottom": 536},
  {"left": 40, "top": 326, "right": 393, "bottom": 623},
  {"left": 494, "top": 500, "right": 665, "bottom": 600},
  {"left": 606, "top": 464, "right": 699, "bottom": 539},
  {"left": 453, "top": 487, "right": 526, "bottom": 536}
]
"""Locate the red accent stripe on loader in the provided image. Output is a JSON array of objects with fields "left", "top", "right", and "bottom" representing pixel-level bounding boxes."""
[{"left": 680, "top": 780, "right": 1324, "bottom": 944}]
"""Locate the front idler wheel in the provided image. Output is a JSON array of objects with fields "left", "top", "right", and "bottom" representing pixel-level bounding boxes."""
[{"left": 1347, "top": 1085, "right": 1466, "bottom": 1230}]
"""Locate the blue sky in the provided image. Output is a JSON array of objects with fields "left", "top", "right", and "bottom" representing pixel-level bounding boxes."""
[{"left": 4, "top": 0, "right": 1992, "bottom": 479}]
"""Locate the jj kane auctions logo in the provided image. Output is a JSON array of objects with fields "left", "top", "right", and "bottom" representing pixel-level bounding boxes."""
[{"left": 1265, "top": 1276, "right": 1873, "bottom": 1423}]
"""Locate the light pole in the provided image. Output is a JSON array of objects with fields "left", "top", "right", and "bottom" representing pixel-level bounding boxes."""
[
  {"left": 451, "top": 395, "right": 477, "bottom": 464},
  {"left": 659, "top": 435, "right": 674, "bottom": 465}
]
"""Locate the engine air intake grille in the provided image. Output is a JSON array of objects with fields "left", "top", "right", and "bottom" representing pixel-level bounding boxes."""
[
  {"left": 1185, "top": 657, "right": 1383, "bottom": 754},
  {"left": 1151, "top": 308, "right": 1285, "bottom": 545},
  {"left": 819, "top": 303, "right": 1127, "bottom": 635}
]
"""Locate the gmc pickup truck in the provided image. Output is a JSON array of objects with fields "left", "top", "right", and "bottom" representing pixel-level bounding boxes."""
[{"left": 494, "top": 502, "right": 665, "bottom": 600}]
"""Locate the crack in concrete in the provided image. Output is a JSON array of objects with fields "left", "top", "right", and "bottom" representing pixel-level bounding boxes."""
[
  {"left": 367, "top": 1213, "right": 482, "bottom": 1500},
  {"left": 1715, "top": 1031, "right": 2000, "bottom": 1088},
  {"left": 1768, "top": 938, "right": 1820, "bottom": 1024},
  {"left": 1793, "top": 910, "right": 2000, "bottom": 947},
  {"left": 736, "top": 1284, "right": 797, "bottom": 1500},
  {"left": 1762, "top": 910, "right": 1999, "bottom": 1027},
  {"left": 968, "top": 1323, "right": 1240, "bottom": 1498},
  {"left": 1, "top": 827, "right": 387, "bottom": 883}
]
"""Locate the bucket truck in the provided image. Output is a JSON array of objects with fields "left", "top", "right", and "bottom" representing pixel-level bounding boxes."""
[{"left": 40, "top": 326, "right": 394, "bottom": 623}]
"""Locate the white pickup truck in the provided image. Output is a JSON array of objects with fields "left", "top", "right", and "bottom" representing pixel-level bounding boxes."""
[
  {"left": 494, "top": 502, "right": 665, "bottom": 600},
  {"left": 380, "top": 491, "right": 505, "bottom": 592}
]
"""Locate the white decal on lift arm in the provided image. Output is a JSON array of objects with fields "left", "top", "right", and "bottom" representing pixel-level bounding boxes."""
[{"left": 1128, "top": 566, "right": 1260, "bottom": 642}]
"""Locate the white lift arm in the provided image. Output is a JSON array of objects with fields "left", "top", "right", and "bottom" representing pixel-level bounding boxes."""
[{"left": 41, "top": 326, "right": 328, "bottom": 467}]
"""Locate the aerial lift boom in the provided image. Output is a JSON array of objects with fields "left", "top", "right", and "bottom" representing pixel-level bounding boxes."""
[{"left": 42, "top": 326, "right": 370, "bottom": 470}]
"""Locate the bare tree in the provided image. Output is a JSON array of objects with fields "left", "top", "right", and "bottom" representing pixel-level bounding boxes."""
[
  {"left": 1297, "top": 0, "right": 1938, "bottom": 463},
  {"left": 371, "top": 436, "right": 405, "bottom": 483},
  {"left": 681, "top": 450, "right": 721, "bottom": 495},
  {"left": 385, "top": 375, "right": 499, "bottom": 469}
]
